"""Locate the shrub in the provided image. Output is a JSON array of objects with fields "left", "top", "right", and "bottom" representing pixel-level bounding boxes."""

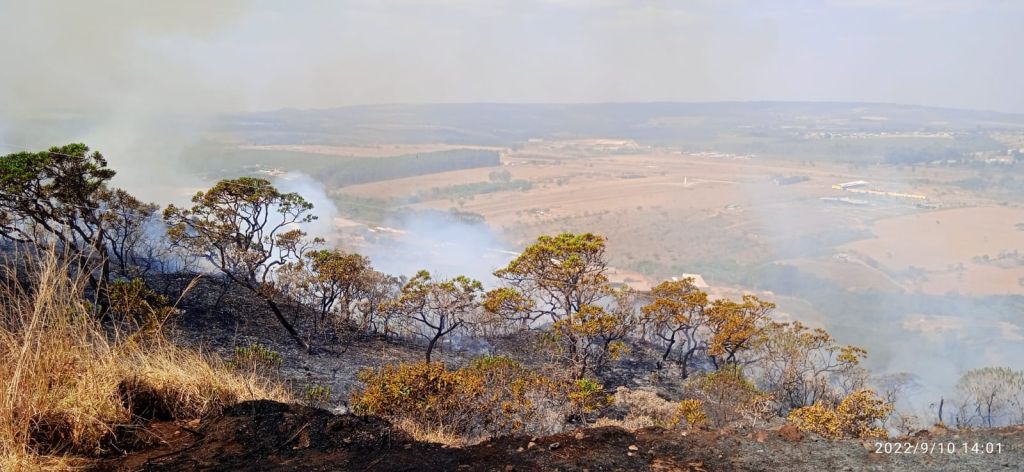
[
  {"left": 671, "top": 399, "right": 709, "bottom": 429},
  {"left": 788, "top": 389, "right": 893, "bottom": 439},
  {"left": 465, "top": 357, "right": 546, "bottom": 429},
  {"left": 231, "top": 343, "right": 284, "bottom": 373},
  {"left": 304, "top": 384, "right": 332, "bottom": 408},
  {"left": 685, "top": 367, "right": 774, "bottom": 427},
  {"left": 351, "top": 357, "right": 583, "bottom": 443},
  {"left": 108, "top": 278, "right": 170, "bottom": 320},
  {"left": 107, "top": 278, "right": 179, "bottom": 339},
  {"left": 601, "top": 387, "right": 709, "bottom": 431},
  {"left": 351, "top": 362, "right": 463, "bottom": 439},
  {"left": 568, "top": 378, "right": 612, "bottom": 423},
  {"left": 608, "top": 387, "right": 677, "bottom": 427}
]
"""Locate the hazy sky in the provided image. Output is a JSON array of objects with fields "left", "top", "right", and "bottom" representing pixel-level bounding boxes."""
[{"left": 1, "top": 0, "right": 1022, "bottom": 116}]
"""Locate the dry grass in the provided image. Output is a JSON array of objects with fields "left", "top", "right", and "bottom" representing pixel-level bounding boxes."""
[
  {"left": 594, "top": 387, "right": 682, "bottom": 431},
  {"left": 593, "top": 416, "right": 658, "bottom": 431},
  {"left": 0, "top": 251, "right": 291, "bottom": 470},
  {"left": 616, "top": 387, "right": 679, "bottom": 426},
  {"left": 390, "top": 418, "right": 467, "bottom": 447}
]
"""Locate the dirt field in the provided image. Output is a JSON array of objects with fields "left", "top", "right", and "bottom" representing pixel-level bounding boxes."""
[{"left": 842, "top": 206, "right": 1024, "bottom": 295}]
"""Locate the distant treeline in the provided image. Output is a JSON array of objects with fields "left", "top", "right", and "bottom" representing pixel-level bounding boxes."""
[
  {"left": 185, "top": 145, "right": 500, "bottom": 187},
  {"left": 884, "top": 146, "right": 962, "bottom": 165},
  {"left": 703, "top": 133, "right": 1002, "bottom": 164},
  {"left": 211, "top": 102, "right": 1024, "bottom": 148},
  {"left": 955, "top": 173, "right": 1024, "bottom": 198},
  {"left": 412, "top": 179, "right": 532, "bottom": 202}
]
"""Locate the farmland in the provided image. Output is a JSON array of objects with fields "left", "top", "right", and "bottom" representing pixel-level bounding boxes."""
[
  {"left": 338, "top": 139, "right": 1022, "bottom": 296},
  {"left": 325, "top": 133, "right": 1024, "bottom": 398}
]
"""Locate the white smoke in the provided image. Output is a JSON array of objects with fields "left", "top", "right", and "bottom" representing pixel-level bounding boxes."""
[
  {"left": 363, "top": 212, "right": 515, "bottom": 286},
  {"left": 272, "top": 172, "right": 340, "bottom": 242}
]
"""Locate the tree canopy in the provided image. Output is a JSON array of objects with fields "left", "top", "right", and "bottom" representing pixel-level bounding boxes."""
[
  {"left": 641, "top": 277, "right": 709, "bottom": 377},
  {"left": 486, "top": 232, "right": 633, "bottom": 379},
  {"left": 163, "top": 177, "right": 318, "bottom": 351},
  {"left": 387, "top": 270, "right": 483, "bottom": 362},
  {"left": 0, "top": 144, "right": 124, "bottom": 307}
]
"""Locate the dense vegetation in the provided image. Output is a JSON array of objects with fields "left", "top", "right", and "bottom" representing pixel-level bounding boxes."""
[{"left": 185, "top": 145, "right": 500, "bottom": 187}]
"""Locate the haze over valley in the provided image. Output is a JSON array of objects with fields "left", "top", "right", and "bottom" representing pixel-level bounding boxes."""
[
  {"left": 194, "top": 102, "right": 1024, "bottom": 403},
  {"left": 2, "top": 2, "right": 1023, "bottom": 470}
]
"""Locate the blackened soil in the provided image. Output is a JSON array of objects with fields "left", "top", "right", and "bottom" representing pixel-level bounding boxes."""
[{"left": 98, "top": 401, "right": 1024, "bottom": 472}]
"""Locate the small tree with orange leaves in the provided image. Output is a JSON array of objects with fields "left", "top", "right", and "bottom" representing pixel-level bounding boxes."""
[
  {"left": 387, "top": 270, "right": 483, "bottom": 362},
  {"left": 277, "top": 248, "right": 394, "bottom": 334},
  {"left": 705, "top": 295, "right": 774, "bottom": 368},
  {"left": 755, "top": 321, "right": 868, "bottom": 411},
  {"left": 684, "top": 366, "right": 774, "bottom": 427},
  {"left": 485, "top": 233, "right": 633, "bottom": 379},
  {"left": 640, "top": 277, "right": 709, "bottom": 377},
  {"left": 546, "top": 301, "right": 634, "bottom": 379}
]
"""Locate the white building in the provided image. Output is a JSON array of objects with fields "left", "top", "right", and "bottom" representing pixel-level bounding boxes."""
[{"left": 672, "top": 273, "right": 709, "bottom": 289}]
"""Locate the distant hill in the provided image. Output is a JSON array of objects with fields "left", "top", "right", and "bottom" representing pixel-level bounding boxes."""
[{"left": 212, "top": 102, "right": 1024, "bottom": 147}]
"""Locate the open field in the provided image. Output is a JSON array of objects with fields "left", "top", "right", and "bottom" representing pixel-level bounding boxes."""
[
  {"left": 842, "top": 206, "right": 1024, "bottom": 295},
  {"left": 337, "top": 141, "right": 984, "bottom": 284}
]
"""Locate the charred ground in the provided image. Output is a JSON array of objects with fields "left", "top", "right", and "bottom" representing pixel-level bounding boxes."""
[{"left": 101, "top": 400, "right": 1023, "bottom": 472}]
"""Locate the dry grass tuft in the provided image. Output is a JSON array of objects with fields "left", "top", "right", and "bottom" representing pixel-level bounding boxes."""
[
  {"left": 0, "top": 251, "right": 291, "bottom": 470},
  {"left": 390, "top": 418, "right": 468, "bottom": 447},
  {"left": 600, "top": 387, "right": 680, "bottom": 430}
]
